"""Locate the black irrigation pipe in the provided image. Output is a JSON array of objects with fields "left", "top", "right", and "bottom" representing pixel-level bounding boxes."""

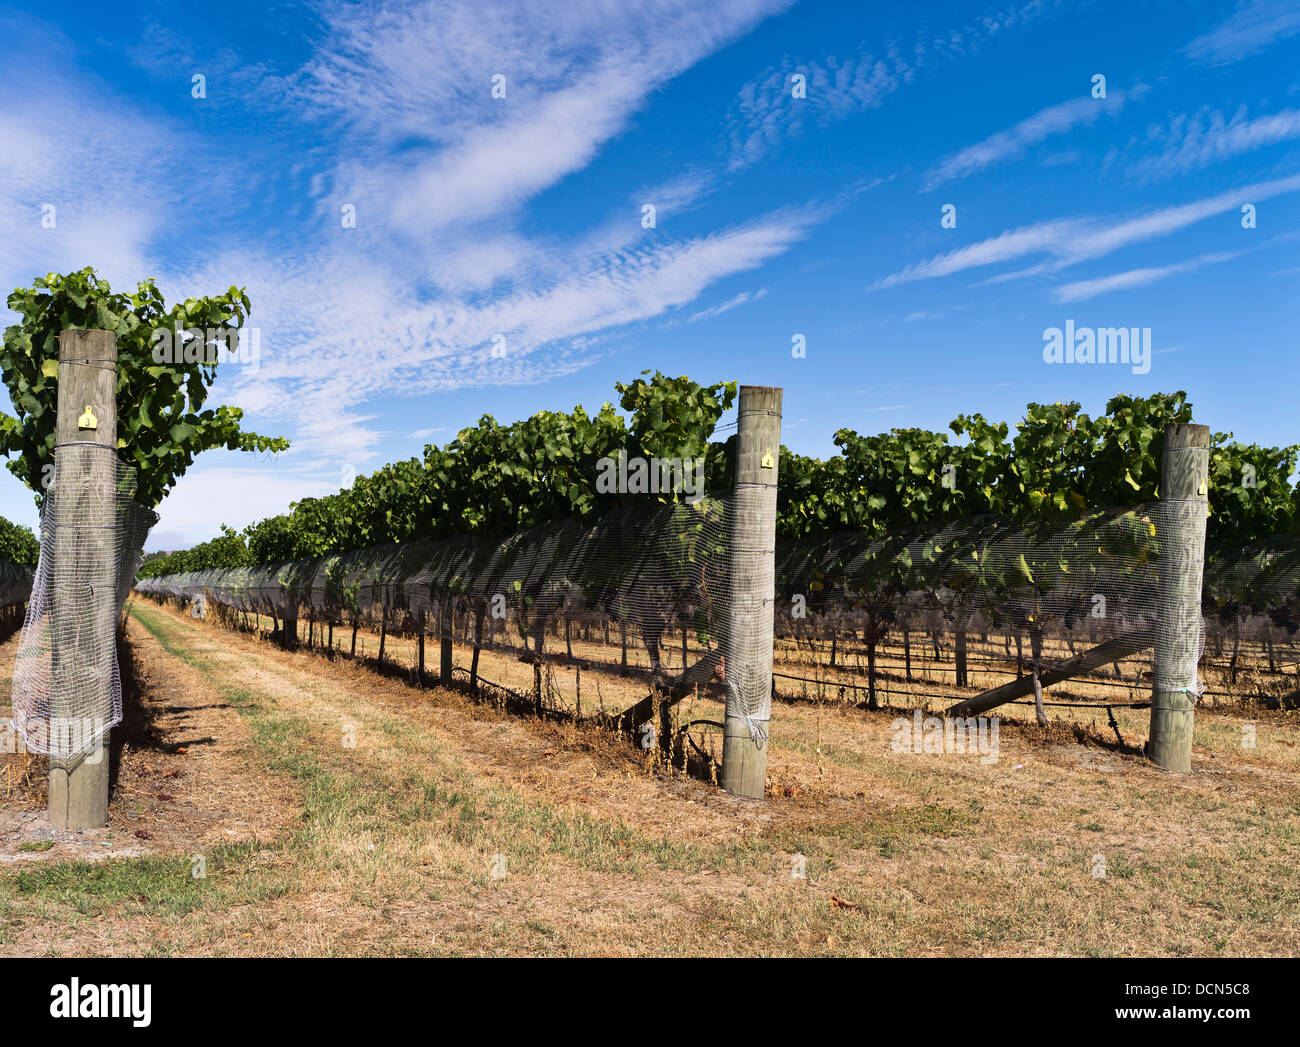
[
  {"left": 774, "top": 630, "right": 1297, "bottom": 668},
  {"left": 772, "top": 670, "right": 1152, "bottom": 710},
  {"left": 775, "top": 668, "right": 1286, "bottom": 708},
  {"left": 679, "top": 719, "right": 725, "bottom": 763},
  {"left": 1196, "top": 687, "right": 1296, "bottom": 700},
  {"left": 774, "top": 640, "right": 1140, "bottom": 669},
  {"left": 999, "top": 697, "right": 1151, "bottom": 710},
  {"left": 780, "top": 645, "right": 1122, "bottom": 667},
  {"left": 775, "top": 632, "right": 1120, "bottom": 653},
  {"left": 174, "top": 595, "right": 1286, "bottom": 716},
  {"left": 774, "top": 671, "right": 956, "bottom": 703},
  {"left": 776, "top": 643, "right": 1293, "bottom": 679},
  {"left": 464, "top": 635, "right": 691, "bottom": 684},
  {"left": 215, "top": 608, "right": 1299, "bottom": 676},
  {"left": 774, "top": 659, "right": 1292, "bottom": 697},
  {"left": 775, "top": 657, "right": 1146, "bottom": 683},
  {"left": 448, "top": 664, "right": 528, "bottom": 702},
  {"left": 772, "top": 667, "right": 1144, "bottom": 695}
]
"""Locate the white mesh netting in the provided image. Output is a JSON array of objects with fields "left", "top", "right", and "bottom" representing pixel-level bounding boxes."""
[
  {"left": 773, "top": 503, "right": 1216, "bottom": 713},
  {"left": 12, "top": 446, "right": 156, "bottom": 760},
  {"left": 135, "top": 499, "right": 1300, "bottom": 734},
  {"left": 137, "top": 497, "right": 757, "bottom": 726}
]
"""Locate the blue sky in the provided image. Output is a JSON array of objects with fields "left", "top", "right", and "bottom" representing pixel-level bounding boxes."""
[{"left": 0, "top": 0, "right": 1297, "bottom": 550}]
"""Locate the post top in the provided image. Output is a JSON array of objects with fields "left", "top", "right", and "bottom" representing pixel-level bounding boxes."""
[
  {"left": 58, "top": 328, "right": 118, "bottom": 362},
  {"left": 737, "top": 385, "right": 783, "bottom": 413},
  {"left": 1163, "top": 422, "right": 1210, "bottom": 449}
]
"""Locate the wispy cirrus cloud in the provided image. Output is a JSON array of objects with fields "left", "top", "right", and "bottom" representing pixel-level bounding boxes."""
[
  {"left": 674, "top": 288, "right": 769, "bottom": 326},
  {"left": 1184, "top": 0, "right": 1300, "bottom": 66},
  {"left": 872, "top": 219, "right": 1088, "bottom": 288},
  {"left": 306, "top": 0, "right": 792, "bottom": 237},
  {"left": 0, "top": 20, "right": 218, "bottom": 293},
  {"left": 1120, "top": 105, "right": 1300, "bottom": 182},
  {"left": 725, "top": 0, "right": 1069, "bottom": 169},
  {"left": 205, "top": 3, "right": 815, "bottom": 424},
  {"left": 873, "top": 173, "right": 1300, "bottom": 290},
  {"left": 922, "top": 86, "right": 1147, "bottom": 189},
  {"left": 727, "top": 49, "right": 910, "bottom": 170},
  {"left": 142, "top": 461, "right": 342, "bottom": 550},
  {"left": 1052, "top": 249, "right": 1244, "bottom": 302},
  {"left": 181, "top": 204, "right": 825, "bottom": 464}
]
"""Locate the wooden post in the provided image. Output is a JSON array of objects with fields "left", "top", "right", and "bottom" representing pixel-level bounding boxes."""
[
  {"left": 47, "top": 329, "right": 117, "bottom": 829},
  {"left": 440, "top": 596, "right": 453, "bottom": 683},
  {"left": 953, "top": 610, "right": 968, "bottom": 687},
  {"left": 281, "top": 608, "right": 297, "bottom": 648},
  {"left": 1148, "top": 423, "right": 1209, "bottom": 772},
  {"left": 470, "top": 608, "right": 484, "bottom": 694},
  {"left": 417, "top": 613, "right": 426, "bottom": 684},
  {"left": 720, "top": 385, "right": 781, "bottom": 800}
]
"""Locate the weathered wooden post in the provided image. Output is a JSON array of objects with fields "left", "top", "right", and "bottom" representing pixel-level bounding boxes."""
[
  {"left": 48, "top": 329, "right": 117, "bottom": 829},
  {"left": 1148, "top": 422, "right": 1210, "bottom": 772},
  {"left": 440, "top": 595, "right": 453, "bottom": 684},
  {"left": 280, "top": 600, "right": 298, "bottom": 649},
  {"left": 721, "top": 385, "right": 781, "bottom": 800},
  {"left": 416, "top": 611, "right": 426, "bottom": 683}
]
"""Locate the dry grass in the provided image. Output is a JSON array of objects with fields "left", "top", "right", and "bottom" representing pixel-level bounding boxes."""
[
  {"left": 0, "top": 596, "right": 1297, "bottom": 956},
  {"left": 1, "top": 751, "right": 38, "bottom": 804},
  {"left": 0, "top": 627, "right": 39, "bottom": 804}
]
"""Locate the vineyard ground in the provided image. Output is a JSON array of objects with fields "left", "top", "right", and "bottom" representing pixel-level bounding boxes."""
[{"left": 0, "top": 598, "right": 1298, "bottom": 955}]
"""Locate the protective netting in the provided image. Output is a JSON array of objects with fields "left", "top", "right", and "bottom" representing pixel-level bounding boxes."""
[
  {"left": 0, "top": 560, "right": 32, "bottom": 609},
  {"left": 1203, "top": 534, "right": 1300, "bottom": 642},
  {"left": 773, "top": 504, "right": 1215, "bottom": 708},
  {"left": 138, "top": 498, "right": 756, "bottom": 722},
  {"left": 12, "top": 447, "right": 157, "bottom": 759},
  {"left": 136, "top": 500, "right": 1300, "bottom": 726}
]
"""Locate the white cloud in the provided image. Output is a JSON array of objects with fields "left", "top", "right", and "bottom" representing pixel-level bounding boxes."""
[
  {"left": 725, "top": 0, "right": 1064, "bottom": 168},
  {"left": 1126, "top": 105, "right": 1300, "bottom": 182},
  {"left": 922, "top": 87, "right": 1146, "bottom": 189},
  {"left": 873, "top": 219, "right": 1087, "bottom": 288},
  {"left": 873, "top": 173, "right": 1300, "bottom": 289},
  {"left": 636, "top": 171, "right": 716, "bottom": 219},
  {"left": 674, "top": 288, "right": 769, "bottom": 326},
  {"left": 0, "top": 71, "right": 171, "bottom": 295},
  {"left": 727, "top": 51, "right": 912, "bottom": 169},
  {"left": 1052, "top": 250, "right": 1244, "bottom": 303},
  {"left": 1184, "top": 0, "right": 1300, "bottom": 65},
  {"left": 143, "top": 460, "right": 341, "bottom": 552},
  {"left": 180, "top": 204, "right": 825, "bottom": 478},
  {"left": 1059, "top": 174, "right": 1300, "bottom": 262},
  {"left": 304, "top": 0, "right": 791, "bottom": 238},
  {"left": 174, "top": 0, "right": 817, "bottom": 486}
]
